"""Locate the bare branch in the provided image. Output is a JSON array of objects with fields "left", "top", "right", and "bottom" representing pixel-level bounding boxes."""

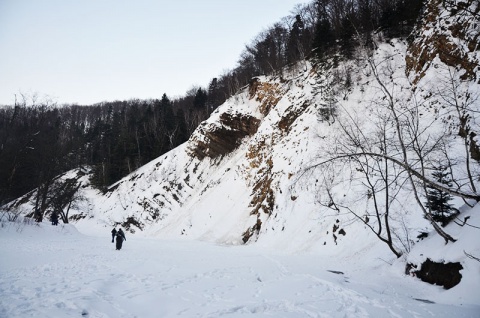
[
  {"left": 309, "top": 152, "right": 480, "bottom": 201},
  {"left": 464, "top": 250, "right": 480, "bottom": 262}
]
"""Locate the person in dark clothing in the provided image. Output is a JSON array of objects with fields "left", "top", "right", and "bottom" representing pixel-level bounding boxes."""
[
  {"left": 111, "top": 228, "right": 117, "bottom": 243},
  {"left": 51, "top": 212, "right": 59, "bottom": 226},
  {"left": 116, "top": 228, "right": 126, "bottom": 250}
]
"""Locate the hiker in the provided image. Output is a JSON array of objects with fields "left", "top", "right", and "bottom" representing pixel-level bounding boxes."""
[
  {"left": 51, "top": 212, "right": 59, "bottom": 226},
  {"left": 111, "top": 228, "right": 117, "bottom": 243},
  {"left": 116, "top": 228, "right": 126, "bottom": 250}
]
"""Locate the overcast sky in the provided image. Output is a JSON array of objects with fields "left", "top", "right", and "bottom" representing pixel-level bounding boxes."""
[{"left": 0, "top": 0, "right": 311, "bottom": 106}]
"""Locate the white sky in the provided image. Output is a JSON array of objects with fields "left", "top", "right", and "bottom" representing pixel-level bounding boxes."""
[{"left": 0, "top": 0, "right": 311, "bottom": 106}]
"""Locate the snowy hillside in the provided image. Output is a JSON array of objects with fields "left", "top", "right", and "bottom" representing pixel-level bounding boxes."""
[
  {"left": 3, "top": 0, "right": 480, "bottom": 313},
  {"left": 61, "top": 36, "right": 478, "bottom": 253}
]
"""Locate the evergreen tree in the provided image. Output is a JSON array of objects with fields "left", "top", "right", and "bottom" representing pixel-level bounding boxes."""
[
  {"left": 312, "top": 0, "right": 335, "bottom": 59},
  {"left": 174, "top": 109, "right": 189, "bottom": 145},
  {"left": 162, "top": 94, "right": 176, "bottom": 132},
  {"left": 206, "top": 78, "right": 222, "bottom": 114},
  {"left": 358, "top": 0, "right": 374, "bottom": 35},
  {"left": 286, "top": 15, "right": 306, "bottom": 63},
  {"left": 158, "top": 94, "right": 176, "bottom": 151},
  {"left": 193, "top": 88, "right": 208, "bottom": 111},
  {"left": 339, "top": 14, "right": 356, "bottom": 59},
  {"left": 379, "top": 0, "right": 424, "bottom": 38},
  {"left": 425, "top": 166, "right": 458, "bottom": 227}
]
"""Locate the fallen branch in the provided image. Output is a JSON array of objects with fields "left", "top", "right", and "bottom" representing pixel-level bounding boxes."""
[
  {"left": 464, "top": 250, "right": 480, "bottom": 263},
  {"left": 309, "top": 152, "right": 480, "bottom": 201}
]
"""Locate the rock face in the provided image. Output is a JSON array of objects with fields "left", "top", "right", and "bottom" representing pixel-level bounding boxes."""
[
  {"left": 248, "top": 77, "right": 284, "bottom": 116},
  {"left": 406, "top": 0, "right": 480, "bottom": 163},
  {"left": 413, "top": 259, "right": 463, "bottom": 289},
  {"left": 406, "top": 0, "right": 480, "bottom": 84},
  {"left": 187, "top": 112, "right": 261, "bottom": 160}
]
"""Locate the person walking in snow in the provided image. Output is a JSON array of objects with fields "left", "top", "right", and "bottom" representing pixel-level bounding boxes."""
[
  {"left": 111, "top": 228, "right": 117, "bottom": 243},
  {"left": 116, "top": 228, "right": 126, "bottom": 250},
  {"left": 50, "top": 212, "right": 59, "bottom": 226}
]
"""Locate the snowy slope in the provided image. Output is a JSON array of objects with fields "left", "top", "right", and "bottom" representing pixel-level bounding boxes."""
[{"left": 9, "top": 39, "right": 479, "bottom": 252}]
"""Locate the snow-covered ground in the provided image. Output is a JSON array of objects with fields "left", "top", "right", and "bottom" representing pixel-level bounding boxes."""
[
  {"left": 2, "top": 3, "right": 479, "bottom": 315},
  {"left": 1, "top": 221, "right": 478, "bottom": 318}
]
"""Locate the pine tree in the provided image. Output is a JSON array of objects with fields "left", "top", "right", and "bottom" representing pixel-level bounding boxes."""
[
  {"left": 207, "top": 78, "right": 223, "bottom": 114},
  {"left": 425, "top": 166, "right": 458, "bottom": 227},
  {"left": 339, "top": 14, "right": 356, "bottom": 59},
  {"left": 312, "top": 1, "right": 335, "bottom": 59},
  {"left": 160, "top": 93, "right": 176, "bottom": 134},
  {"left": 286, "top": 15, "right": 305, "bottom": 64},
  {"left": 193, "top": 88, "right": 207, "bottom": 111},
  {"left": 174, "top": 109, "right": 189, "bottom": 145}
]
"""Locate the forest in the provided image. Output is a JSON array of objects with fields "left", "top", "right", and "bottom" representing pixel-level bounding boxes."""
[{"left": 0, "top": 0, "right": 424, "bottom": 213}]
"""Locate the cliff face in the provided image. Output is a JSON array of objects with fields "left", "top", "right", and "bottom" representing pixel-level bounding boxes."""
[
  {"left": 406, "top": 0, "right": 480, "bottom": 160},
  {"left": 187, "top": 111, "right": 261, "bottom": 160},
  {"left": 406, "top": 0, "right": 479, "bottom": 84}
]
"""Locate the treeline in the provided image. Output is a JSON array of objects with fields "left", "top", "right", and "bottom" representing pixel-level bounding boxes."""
[
  {"left": 0, "top": 93, "right": 210, "bottom": 204},
  {"left": 0, "top": 0, "right": 424, "bottom": 208},
  {"left": 222, "top": 0, "right": 424, "bottom": 91}
]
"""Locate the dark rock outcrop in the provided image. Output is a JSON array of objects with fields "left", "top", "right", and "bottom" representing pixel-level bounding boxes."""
[
  {"left": 413, "top": 258, "right": 463, "bottom": 289},
  {"left": 187, "top": 112, "right": 260, "bottom": 160}
]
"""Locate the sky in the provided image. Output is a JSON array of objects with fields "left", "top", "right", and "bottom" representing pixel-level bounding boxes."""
[{"left": 0, "top": 0, "right": 311, "bottom": 106}]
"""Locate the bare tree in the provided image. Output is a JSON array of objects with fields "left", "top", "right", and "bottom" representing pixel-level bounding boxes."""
[
  {"left": 308, "top": 45, "right": 479, "bottom": 255},
  {"left": 436, "top": 67, "right": 480, "bottom": 195},
  {"left": 49, "top": 175, "right": 84, "bottom": 224},
  {"left": 316, "top": 100, "right": 409, "bottom": 257},
  {"left": 362, "top": 51, "right": 465, "bottom": 243}
]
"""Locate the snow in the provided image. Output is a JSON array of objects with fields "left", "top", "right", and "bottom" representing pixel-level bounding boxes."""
[
  {"left": 1, "top": 220, "right": 479, "bottom": 318},
  {"left": 4, "top": 38, "right": 480, "bottom": 316},
  {"left": 3, "top": 2, "right": 480, "bottom": 316}
]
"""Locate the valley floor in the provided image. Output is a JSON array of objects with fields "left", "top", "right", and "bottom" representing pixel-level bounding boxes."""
[{"left": 0, "top": 223, "right": 478, "bottom": 318}]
